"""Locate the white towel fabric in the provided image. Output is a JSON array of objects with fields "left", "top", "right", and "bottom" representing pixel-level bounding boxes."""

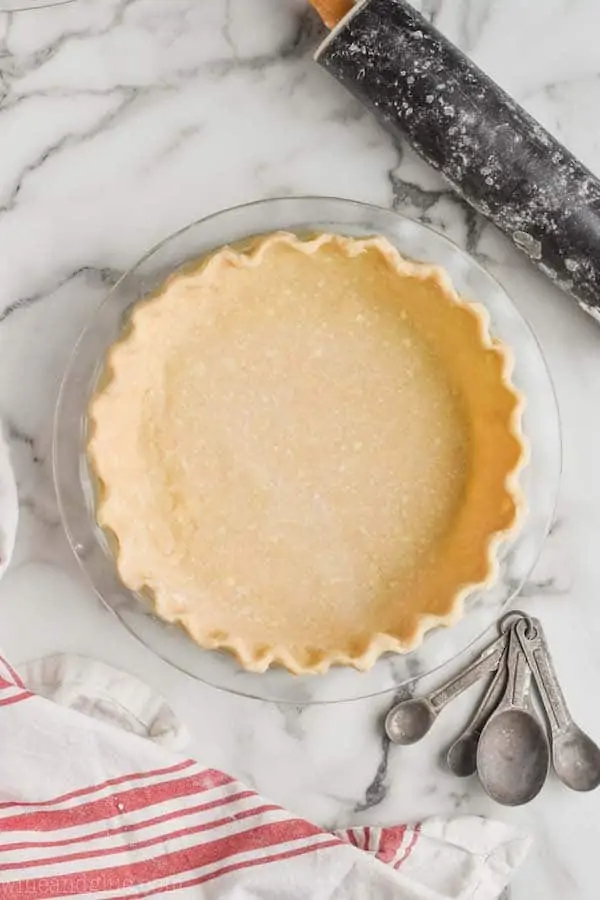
[
  {"left": 0, "top": 423, "right": 18, "bottom": 580},
  {"left": 0, "top": 426, "right": 530, "bottom": 898}
]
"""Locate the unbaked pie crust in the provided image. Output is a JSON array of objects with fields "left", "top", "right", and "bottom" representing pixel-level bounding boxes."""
[{"left": 88, "top": 232, "right": 526, "bottom": 674}]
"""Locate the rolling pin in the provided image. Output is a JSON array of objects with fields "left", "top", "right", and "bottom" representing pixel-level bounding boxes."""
[{"left": 311, "top": 0, "right": 600, "bottom": 322}]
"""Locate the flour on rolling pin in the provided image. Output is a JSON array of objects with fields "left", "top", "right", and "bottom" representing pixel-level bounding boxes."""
[{"left": 312, "top": 0, "right": 600, "bottom": 322}]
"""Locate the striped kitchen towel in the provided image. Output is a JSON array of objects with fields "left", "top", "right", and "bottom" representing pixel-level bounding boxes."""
[{"left": 0, "top": 652, "right": 530, "bottom": 899}]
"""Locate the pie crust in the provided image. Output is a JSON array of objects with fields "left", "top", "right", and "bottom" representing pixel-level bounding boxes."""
[{"left": 88, "top": 232, "right": 526, "bottom": 675}]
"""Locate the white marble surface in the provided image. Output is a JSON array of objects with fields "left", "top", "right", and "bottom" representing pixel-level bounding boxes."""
[{"left": 1, "top": 1, "right": 600, "bottom": 896}]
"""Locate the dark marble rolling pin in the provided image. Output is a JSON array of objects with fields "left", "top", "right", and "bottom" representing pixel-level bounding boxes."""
[{"left": 313, "top": 0, "right": 600, "bottom": 321}]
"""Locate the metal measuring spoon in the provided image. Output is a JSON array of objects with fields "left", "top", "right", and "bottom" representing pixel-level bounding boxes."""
[
  {"left": 477, "top": 624, "right": 549, "bottom": 805},
  {"left": 446, "top": 646, "right": 508, "bottom": 777},
  {"left": 515, "top": 617, "right": 600, "bottom": 792},
  {"left": 446, "top": 612, "right": 531, "bottom": 775},
  {"left": 385, "top": 632, "right": 506, "bottom": 745}
]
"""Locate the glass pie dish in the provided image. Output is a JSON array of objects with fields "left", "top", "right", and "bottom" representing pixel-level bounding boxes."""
[
  {"left": 53, "top": 196, "right": 561, "bottom": 703},
  {"left": 0, "top": 1, "right": 76, "bottom": 10}
]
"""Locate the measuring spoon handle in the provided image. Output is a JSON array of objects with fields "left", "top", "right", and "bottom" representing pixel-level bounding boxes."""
[
  {"left": 463, "top": 647, "right": 508, "bottom": 737},
  {"left": 515, "top": 617, "right": 572, "bottom": 735},
  {"left": 499, "top": 624, "right": 531, "bottom": 712},
  {"left": 428, "top": 633, "right": 506, "bottom": 712}
]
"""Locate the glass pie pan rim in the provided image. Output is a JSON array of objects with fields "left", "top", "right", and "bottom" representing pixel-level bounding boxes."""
[
  {"left": 53, "top": 195, "right": 562, "bottom": 705},
  {"left": 0, "top": 1, "right": 76, "bottom": 10}
]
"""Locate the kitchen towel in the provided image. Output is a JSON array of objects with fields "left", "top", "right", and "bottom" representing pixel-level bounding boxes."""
[{"left": 0, "top": 428, "right": 530, "bottom": 898}]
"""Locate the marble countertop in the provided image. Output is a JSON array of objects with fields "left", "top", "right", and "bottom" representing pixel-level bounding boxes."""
[{"left": 1, "top": 1, "right": 600, "bottom": 897}]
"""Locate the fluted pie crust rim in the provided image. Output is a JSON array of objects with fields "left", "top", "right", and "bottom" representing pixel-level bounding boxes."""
[{"left": 88, "top": 232, "right": 526, "bottom": 675}]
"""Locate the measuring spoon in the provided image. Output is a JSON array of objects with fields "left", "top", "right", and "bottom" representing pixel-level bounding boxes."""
[
  {"left": 515, "top": 617, "right": 600, "bottom": 792},
  {"left": 477, "top": 624, "right": 549, "bottom": 805},
  {"left": 385, "top": 632, "right": 506, "bottom": 745},
  {"left": 446, "top": 646, "right": 508, "bottom": 777}
]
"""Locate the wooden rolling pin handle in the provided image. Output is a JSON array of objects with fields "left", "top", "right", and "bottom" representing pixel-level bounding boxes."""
[{"left": 309, "top": 0, "right": 353, "bottom": 29}]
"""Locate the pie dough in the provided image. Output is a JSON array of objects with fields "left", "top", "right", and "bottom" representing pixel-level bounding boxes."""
[{"left": 88, "top": 232, "right": 525, "bottom": 675}]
